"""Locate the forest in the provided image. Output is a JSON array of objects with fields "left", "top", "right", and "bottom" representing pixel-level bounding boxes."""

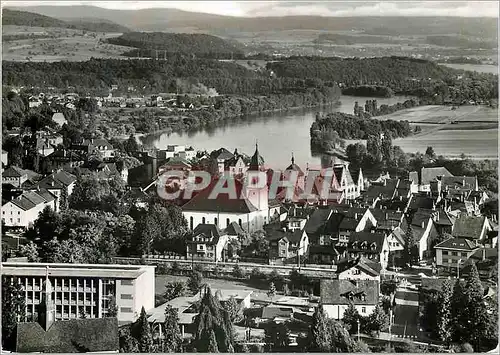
[
  {"left": 310, "top": 111, "right": 412, "bottom": 153},
  {"left": 107, "top": 32, "right": 245, "bottom": 59},
  {"left": 3, "top": 58, "right": 338, "bottom": 97},
  {"left": 267, "top": 56, "right": 498, "bottom": 101}
]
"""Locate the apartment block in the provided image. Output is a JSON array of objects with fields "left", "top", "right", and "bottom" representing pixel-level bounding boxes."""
[{"left": 2, "top": 262, "right": 155, "bottom": 325}]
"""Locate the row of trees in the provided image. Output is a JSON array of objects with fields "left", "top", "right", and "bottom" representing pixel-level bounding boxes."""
[
  {"left": 267, "top": 56, "right": 498, "bottom": 102},
  {"left": 421, "top": 264, "right": 498, "bottom": 352}
]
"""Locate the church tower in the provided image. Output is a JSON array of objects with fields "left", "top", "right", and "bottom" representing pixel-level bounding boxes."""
[
  {"left": 249, "top": 142, "right": 263, "bottom": 171},
  {"left": 37, "top": 266, "right": 55, "bottom": 331},
  {"left": 245, "top": 142, "right": 268, "bottom": 224}
]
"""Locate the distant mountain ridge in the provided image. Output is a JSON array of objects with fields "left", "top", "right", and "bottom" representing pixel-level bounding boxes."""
[
  {"left": 6, "top": 5, "right": 498, "bottom": 38},
  {"left": 2, "top": 8, "right": 129, "bottom": 33}
]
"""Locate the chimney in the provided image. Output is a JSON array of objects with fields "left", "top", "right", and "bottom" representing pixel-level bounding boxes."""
[
  {"left": 483, "top": 247, "right": 486, "bottom": 261},
  {"left": 354, "top": 213, "right": 358, "bottom": 219},
  {"left": 421, "top": 221, "right": 425, "bottom": 229},
  {"left": 462, "top": 178, "right": 466, "bottom": 187}
]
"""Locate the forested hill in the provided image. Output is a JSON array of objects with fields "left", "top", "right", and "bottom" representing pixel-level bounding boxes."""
[
  {"left": 267, "top": 56, "right": 498, "bottom": 100},
  {"left": 107, "top": 32, "right": 245, "bottom": 59},
  {"left": 2, "top": 8, "right": 67, "bottom": 28},
  {"left": 2, "top": 9, "right": 129, "bottom": 32},
  {"left": 2, "top": 58, "right": 336, "bottom": 97}
]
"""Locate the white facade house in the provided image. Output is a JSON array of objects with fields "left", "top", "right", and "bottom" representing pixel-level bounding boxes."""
[
  {"left": 52, "top": 112, "right": 68, "bottom": 127},
  {"left": 2, "top": 190, "right": 56, "bottom": 229},
  {"left": 321, "top": 279, "right": 379, "bottom": 320}
]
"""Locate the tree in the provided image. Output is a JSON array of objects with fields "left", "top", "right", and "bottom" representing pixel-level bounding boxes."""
[
  {"left": 451, "top": 279, "right": 466, "bottom": 340},
  {"left": 232, "top": 264, "right": 244, "bottom": 279},
  {"left": 163, "top": 305, "right": 182, "bottom": 353},
  {"left": 267, "top": 282, "right": 277, "bottom": 300},
  {"left": 381, "top": 131, "right": 393, "bottom": 163},
  {"left": 264, "top": 321, "right": 290, "bottom": 351},
  {"left": 309, "top": 304, "right": 331, "bottom": 352},
  {"left": 2, "top": 276, "right": 26, "bottom": 350},
  {"left": 403, "top": 224, "right": 417, "bottom": 267},
  {"left": 328, "top": 319, "right": 357, "bottom": 353},
  {"left": 425, "top": 146, "right": 436, "bottom": 159},
  {"left": 342, "top": 302, "right": 360, "bottom": 334},
  {"left": 136, "top": 306, "right": 154, "bottom": 353},
  {"left": 193, "top": 287, "right": 234, "bottom": 353},
  {"left": 223, "top": 296, "right": 240, "bottom": 323},
  {"left": 346, "top": 143, "right": 367, "bottom": 168},
  {"left": 459, "top": 263, "right": 490, "bottom": 350},
  {"left": 119, "top": 326, "right": 139, "bottom": 353},
  {"left": 107, "top": 296, "right": 118, "bottom": 318},
  {"left": 364, "top": 305, "right": 389, "bottom": 336},
  {"left": 124, "top": 134, "right": 140, "bottom": 153},
  {"left": 187, "top": 272, "right": 204, "bottom": 295},
  {"left": 380, "top": 280, "right": 398, "bottom": 297},
  {"left": 164, "top": 281, "right": 186, "bottom": 302},
  {"left": 18, "top": 241, "right": 40, "bottom": 262},
  {"left": 436, "top": 279, "right": 453, "bottom": 343}
]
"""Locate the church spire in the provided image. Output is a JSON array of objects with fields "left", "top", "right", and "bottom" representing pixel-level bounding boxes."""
[
  {"left": 291, "top": 152, "right": 295, "bottom": 166},
  {"left": 249, "top": 140, "right": 263, "bottom": 171}
]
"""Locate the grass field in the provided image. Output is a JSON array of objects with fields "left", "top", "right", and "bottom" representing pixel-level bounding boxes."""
[
  {"left": 2, "top": 25, "right": 130, "bottom": 62},
  {"left": 355, "top": 105, "right": 498, "bottom": 159}
]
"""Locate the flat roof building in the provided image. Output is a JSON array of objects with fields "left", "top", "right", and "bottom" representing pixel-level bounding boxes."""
[{"left": 1, "top": 262, "right": 155, "bottom": 325}]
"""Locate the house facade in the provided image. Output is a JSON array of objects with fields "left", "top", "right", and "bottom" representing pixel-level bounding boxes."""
[
  {"left": 434, "top": 237, "right": 481, "bottom": 268},
  {"left": 2, "top": 190, "right": 56, "bottom": 229},
  {"left": 321, "top": 279, "right": 379, "bottom": 320},
  {"left": 186, "top": 224, "right": 229, "bottom": 262}
]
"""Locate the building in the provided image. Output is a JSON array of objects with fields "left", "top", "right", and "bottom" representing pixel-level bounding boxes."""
[
  {"left": 265, "top": 222, "right": 309, "bottom": 262},
  {"left": 157, "top": 145, "right": 196, "bottom": 161},
  {"left": 71, "top": 138, "right": 115, "bottom": 159},
  {"left": 36, "top": 138, "right": 55, "bottom": 157},
  {"left": 31, "top": 170, "right": 77, "bottom": 211},
  {"left": 2, "top": 149, "right": 8, "bottom": 168},
  {"left": 434, "top": 237, "right": 481, "bottom": 268},
  {"left": 147, "top": 289, "right": 252, "bottom": 338},
  {"left": 336, "top": 256, "right": 381, "bottom": 282},
  {"left": 441, "top": 175, "right": 479, "bottom": 192},
  {"left": 2, "top": 166, "right": 40, "bottom": 188},
  {"left": 347, "top": 231, "right": 390, "bottom": 270},
  {"left": 51, "top": 112, "right": 68, "bottom": 127},
  {"left": 2, "top": 189, "right": 57, "bottom": 229},
  {"left": 386, "top": 226, "right": 405, "bottom": 266},
  {"left": 452, "top": 215, "right": 491, "bottom": 243},
  {"left": 2, "top": 262, "right": 155, "bottom": 325},
  {"left": 333, "top": 162, "right": 358, "bottom": 200},
  {"left": 409, "top": 209, "right": 440, "bottom": 260},
  {"left": 419, "top": 167, "right": 453, "bottom": 191},
  {"left": 186, "top": 224, "right": 230, "bottom": 262},
  {"left": 320, "top": 279, "right": 379, "bottom": 320},
  {"left": 14, "top": 278, "right": 119, "bottom": 353}
]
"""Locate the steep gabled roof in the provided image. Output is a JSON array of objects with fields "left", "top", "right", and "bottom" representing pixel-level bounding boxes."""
[
  {"left": 348, "top": 232, "right": 386, "bottom": 253},
  {"left": 434, "top": 237, "right": 480, "bottom": 251},
  {"left": 16, "top": 318, "right": 119, "bottom": 353},
  {"left": 181, "top": 178, "right": 258, "bottom": 213},
  {"left": 320, "top": 279, "right": 379, "bottom": 305},
  {"left": 192, "top": 224, "right": 224, "bottom": 243},
  {"left": 420, "top": 167, "right": 453, "bottom": 185},
  {"left": 212, "top": 147, "right": 234, "bottom": 161},
  {"left": 3, "top": 166, "right": 26, "bottom": 178},
  {"left": 225, "top": 221, "right": 245, "bottom": 236},
  {"left": 304, "top": 208, "right": 332, "bottom": 235},
  {"left": 441, "top": 176, "right": 477, "bottom": 190},
  {"left": 452, "top": 215, "right": 488, "bottom": 239}
]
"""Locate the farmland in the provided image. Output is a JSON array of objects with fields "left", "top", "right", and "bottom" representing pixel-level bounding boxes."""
[
  {"left": 2, "top": 25, "right": 130, "bottom": 62},
  {"left": 349, "top": 105, "right": 498, "bottom": 159}
]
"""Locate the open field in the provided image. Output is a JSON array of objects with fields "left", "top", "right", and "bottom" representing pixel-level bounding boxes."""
[
  {"left": 394, "top": 128, "right": 498, "bottom": 159},
  {"left": 352, "top": 105, "right": 498, "bottom": 158},
  {"left": 2, "top": 25, "right": 130, "bottom": 62}
]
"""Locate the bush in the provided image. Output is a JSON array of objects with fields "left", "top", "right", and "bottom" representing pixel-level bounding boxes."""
[
  {"left": 193, "top": 263, "right": 204, "bottom": 274},
  {"left": 156, "top": 264, "right": 169, "bottom": 274},
  {"left": 170, "top": 261, "right": 181, "bottom": 274},
  {"left": 250, "top": 267, "right": 266, "bottom": 281},
  {"left": 232, "top": 264, "right": 245, "bottom": 279}
]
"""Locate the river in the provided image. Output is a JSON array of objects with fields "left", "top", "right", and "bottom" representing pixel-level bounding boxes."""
[
  {"left": 142, "top": 95, "right": 411, "bottom": 169},
  {"left": 439, "top": 63, "right": 498, "bottom": 74}
]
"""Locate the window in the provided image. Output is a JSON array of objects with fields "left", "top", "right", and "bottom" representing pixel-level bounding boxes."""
[
  {"left": 461, "top": 253, "right": 467, "bottom": 257},
  {"left": 238, "top": 219, "right": 242, "bottom": 227},
  {"left": 452, "top": 252, "right": 458, "bottom": 256},
  {"left": 17, "top": 218, "right": 20, "bottom": 223},
  {"left": 202, "top": 217, "right": 206, "bottom": 224},
  {"left": 121, "top": 280, "right": 133, "bottom": 286},
  {"left": 18, "top": 211, "right": 20, "bottom": 215},
  {"left": 226, "top": 218, "right": 230, "bottom": 228},
  {"left": 120, "top": 294, "right": 133, "bottom": 300},
  {"left": 214, "top": 218, "right": 218, "bottom": 226},
  {"left": 121, "top": 307, "right": 133, "bottom": 313},
  {"left": 190, "top": 217, "right": 193, "bottom": 230},
  {"left": 361, "top": 307, "right": 366, "bottom": 314},
  {"left": 442, "top": 251, "right": 448, "bottom": 255}
]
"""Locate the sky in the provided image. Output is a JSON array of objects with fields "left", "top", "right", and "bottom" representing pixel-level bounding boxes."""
[{"left": 4, "top": 1, "right": 499, "bottom": 17}]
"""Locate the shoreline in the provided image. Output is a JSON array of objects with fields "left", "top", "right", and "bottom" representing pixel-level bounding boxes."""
[{"left": 130, "top": 100, "right": 342, "bottom": 146}]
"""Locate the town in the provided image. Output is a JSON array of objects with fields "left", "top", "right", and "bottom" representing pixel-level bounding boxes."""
[{"left": 1, "top": 2, "right": 499, "bottom": 354}]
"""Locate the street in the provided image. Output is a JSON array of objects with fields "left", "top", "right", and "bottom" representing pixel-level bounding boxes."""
[{"left": 391, "top": 288, "right": 420, "bottom": 340}]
